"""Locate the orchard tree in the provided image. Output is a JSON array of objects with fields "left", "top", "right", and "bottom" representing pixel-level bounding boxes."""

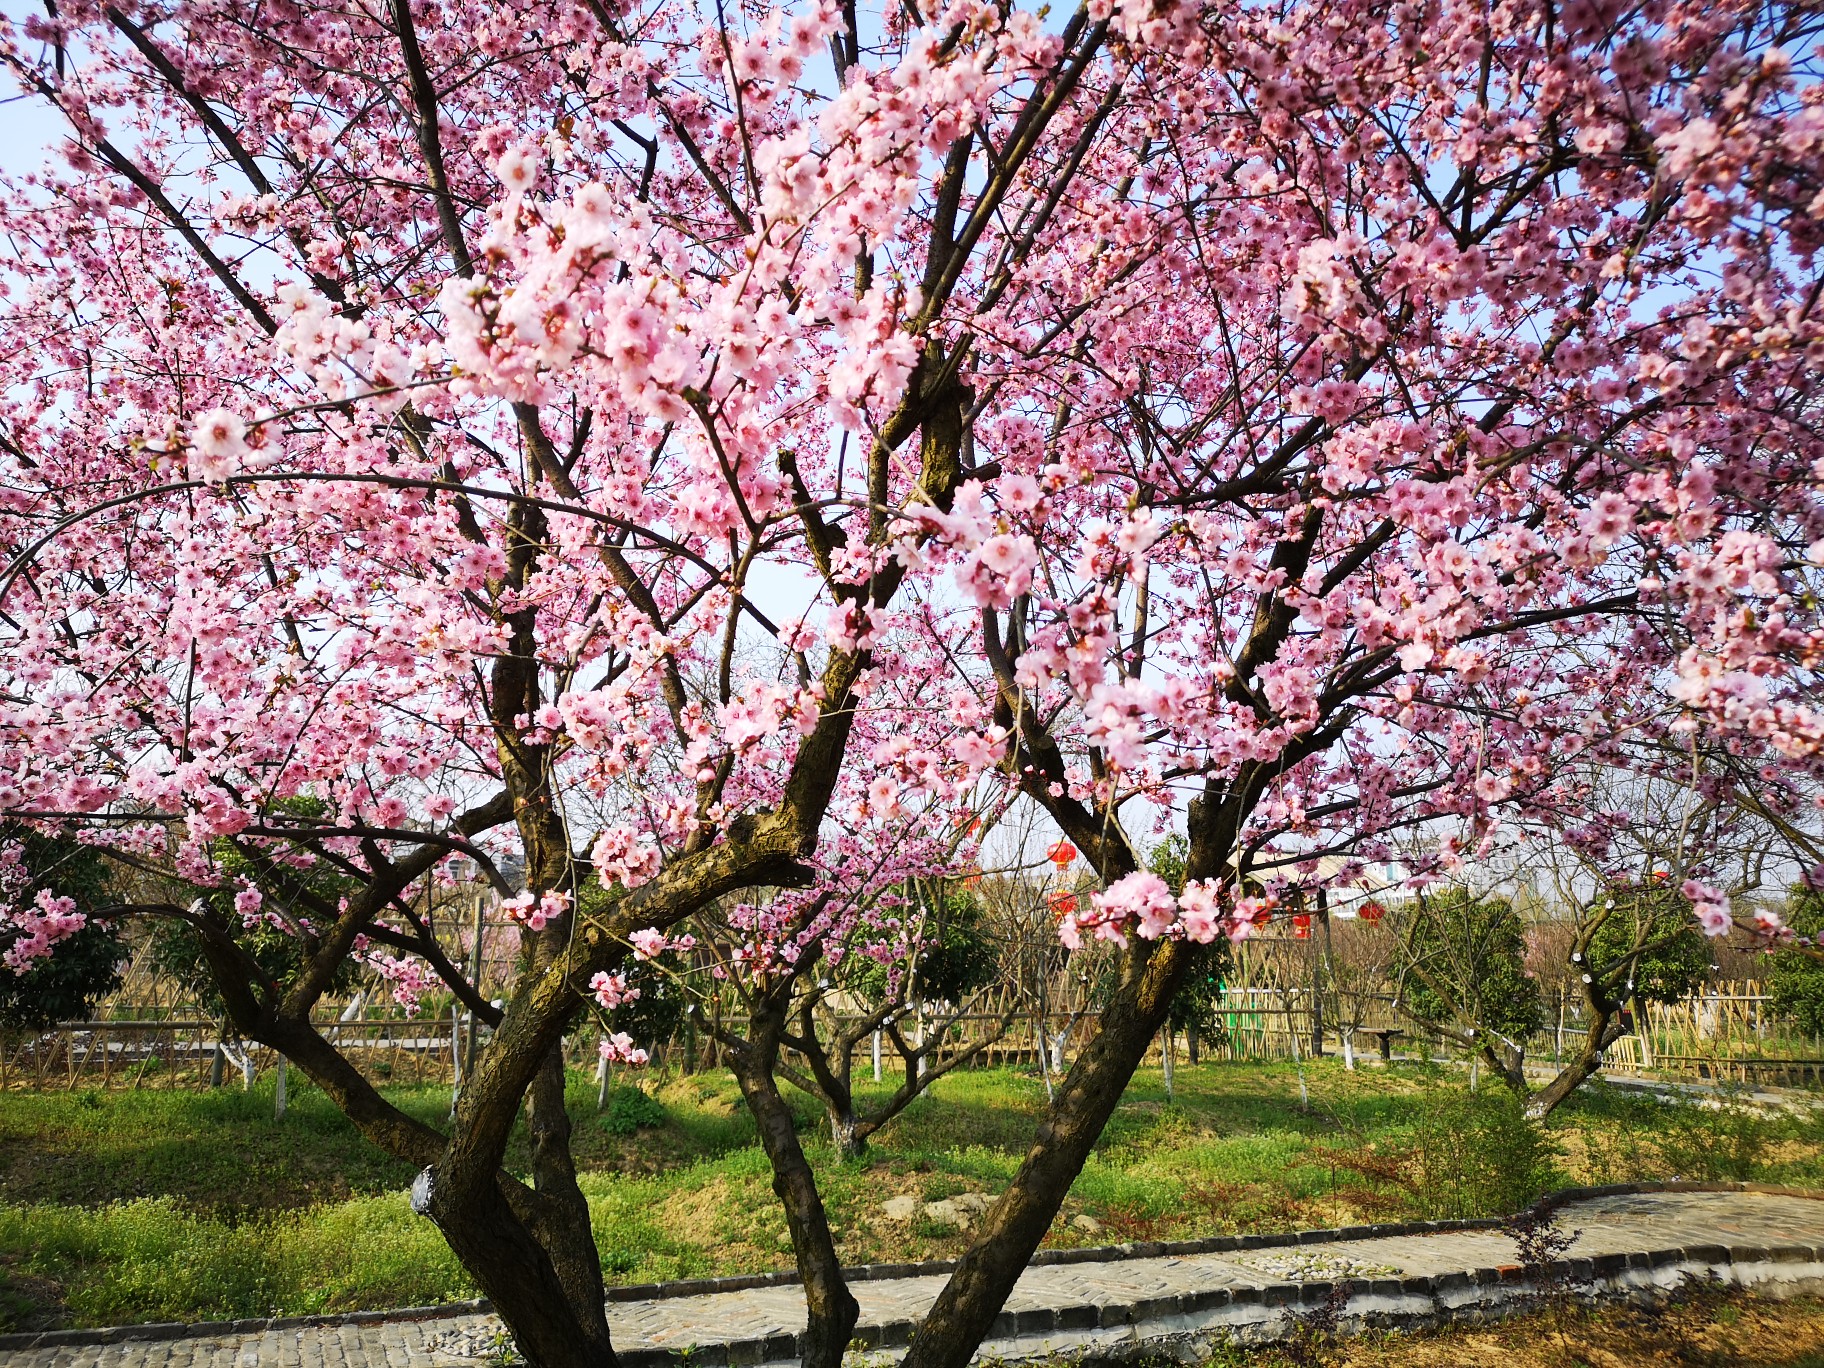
[
  {"left": 1396, "top": 886, "right": 1543, "bottom": 1060},
  {"left": 4, "top": 2, "right": 1824, "bottom": 1368},
  {"left": 1397, "top": 761, "right": 1801, "bottom": 1115}
]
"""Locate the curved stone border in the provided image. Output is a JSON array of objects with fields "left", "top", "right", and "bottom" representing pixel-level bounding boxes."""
[
  {"left": 1, "top": 1180, "right": 1816, "bottom": 1353},
  {"left": 957, "top": 1241, "right": 1824, "bottom": 1368}
]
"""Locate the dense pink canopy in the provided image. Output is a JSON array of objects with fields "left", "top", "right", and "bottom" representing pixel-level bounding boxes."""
[{"left": 1, "top": 0, "right": 1821, "bottom": 981}]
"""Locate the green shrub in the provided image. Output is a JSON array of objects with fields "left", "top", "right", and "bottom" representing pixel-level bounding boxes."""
[
  {"left": 1771, "top": 889, "right": 1824, "bottom": 1036},
  {"left": 0, "top": 823, "right": 124, "bottom": 1029},
  {"left": 1651, "top": 1096, "right": 1785, "bottom": 1183},
  {"left": 1402, "top": 1088, "right": 1559, "bottom": 1220},
  {"left": 598, "top": 1084, "right": 666, "bottom": 1136}
]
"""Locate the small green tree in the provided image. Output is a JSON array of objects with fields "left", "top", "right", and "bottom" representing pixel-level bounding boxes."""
[
  {"left": 850, "top": 885, "right": 998, "bottom": 1006},
  {"left": 1586, "top": 875, "right": 1711, "bottom": 1006},
  {"left": 146, "top": 798, "right": 362, "bottom": 1015},
  {"left": 1770, "top": 887, "right": 1824, "bottom": 1036},
  {"left": 0, "top": 824, "right": 125, "bottom": 1029},
  {"left": 1401, "top": 888, "right": 1543, "bottom": 1043}
]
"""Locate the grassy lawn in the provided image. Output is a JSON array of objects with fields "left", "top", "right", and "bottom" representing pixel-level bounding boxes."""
[{"left": 1, "top": 1058, "right": 1820, "bottom": 1330}]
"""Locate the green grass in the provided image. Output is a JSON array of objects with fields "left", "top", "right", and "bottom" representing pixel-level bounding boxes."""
[{"left": 1, "top": 1058, "right": 1820, "bottom": 1330}]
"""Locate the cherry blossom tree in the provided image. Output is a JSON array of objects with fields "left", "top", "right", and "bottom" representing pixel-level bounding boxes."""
[{"left": 4, "top": 0, "right": 1824, "bottom": 1366}]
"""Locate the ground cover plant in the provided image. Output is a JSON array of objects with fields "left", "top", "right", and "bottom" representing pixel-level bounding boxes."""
[
  {"left": 3, "top": 1059, "right": 1820, "bottom": 1331},
  {"left": 1200, "top": 1285, "right": 1824, "bottom": 1368}
]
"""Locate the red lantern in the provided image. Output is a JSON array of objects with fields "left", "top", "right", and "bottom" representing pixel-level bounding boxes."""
[
  {"left": 1047, "top": 890, "right": 1077, "bottom": 919},
  {"left": 1359, "top": 901, "right": 1385, "bottom": 924},
  {"left": 1292, "top": 913, "right": 1312, "bottom": 940},
  {"left": 1046, "top": 840, "right": 1077, "bottom": 868}
]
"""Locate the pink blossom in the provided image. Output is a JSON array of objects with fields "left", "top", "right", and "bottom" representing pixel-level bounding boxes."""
[
  {"left": 1683, "top": 881, "right": 1733, "bottom": 937},
  {"left": 1091, "top": 871, "right": 1177, "bottom": 942},
  {"left": 496, "top": 146, "right": 538, "bottom": 193},
  {"left": 2, "top": 888, "right": 85, "bottom": 974},
  {"left": 1176, "top": 880, "right": 1223, "bottom": 944},
  {"left": 233, "top": 886, "right": 263, "bottom": 923},
  {"left": 598, "top": 1032, "right": 649, "bottom": 1067},
  {"left": 188, "top": 409, "right": 249, "bottom": 484},
  {"left": 1752, "top": 909, "right": 1791, "bottom": 942},
  {"left": 592, "top": 826, "right": 662, "bottom": 889},
  {"left": 589, "top": 970, "right": 639, "bottom": 1009}
]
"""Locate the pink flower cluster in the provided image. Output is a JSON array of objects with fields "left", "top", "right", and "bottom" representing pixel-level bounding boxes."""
[
  {"left": 503, "top": 888, "right": 570, "bottom": 932},
  {"left": 591, "top": 827, "right": 662, "bottom": 891},
  {"left": 362, "top": 952, "right": 438, "bottom": 1015},
  {"left": 2, "top": 887, "right": 85, "bottom": 974},
  {"left": 597, "top": 1033, "right": 650, "bottom": 1067},
  {"left": 1056, "top": 871, "right": 1264, "bottom": 950},
  {"left": 628, "top": 927, "right": 694, "bottom": 960},
  {"left": 1683, "top": 880, "right": 1734, "bottom": 938},
  {"left": 588, "top": 971, "right": 639, "bottom": 1010}
]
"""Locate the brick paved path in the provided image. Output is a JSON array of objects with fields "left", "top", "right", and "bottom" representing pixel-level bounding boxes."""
[{"left": 6, "top": 1189, "right": 1823, "bottom": 1368}]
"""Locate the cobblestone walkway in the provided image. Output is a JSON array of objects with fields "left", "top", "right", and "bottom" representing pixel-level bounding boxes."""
[{"left": 7, "top": 1189, "right": 1823, "bottom": 1368}]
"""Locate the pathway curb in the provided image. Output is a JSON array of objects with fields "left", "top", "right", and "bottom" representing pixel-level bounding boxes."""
[{"left": 1, "top": 1181, "right": 1818, "bottom": 1358}]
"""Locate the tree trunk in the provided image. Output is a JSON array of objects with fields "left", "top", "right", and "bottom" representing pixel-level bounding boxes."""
[
  {"left": 829, "top": 1106, "right": 866, "bottom": 1162},
  {"left": 1523, "top": 1009, "right": 1625, "bottom": 1121},
  {"left": 728, "top": 1033, "right": 859, "bottom": 1368},
  {"left": 422, "top": 1167, "right": 619, "bottom": 1368},
  {"left": 525, "top": 1042, "right": 615, "bottom": 1356},
  {"left": 897, "top": 938, "right": 1192, "bottom": 1368}
]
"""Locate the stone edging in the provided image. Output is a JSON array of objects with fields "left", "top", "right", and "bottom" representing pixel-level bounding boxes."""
[{"left": 2, "top": 1180, "right": 1814, "bottom": 1353}]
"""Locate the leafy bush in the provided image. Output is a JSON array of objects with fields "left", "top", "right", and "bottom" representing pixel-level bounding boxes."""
[
  {"left": 1576, "top": 1086, "right": 1798, "bottom": 1186},
  {"left": 1651, "top": 1096, "right": 1786, "bottom": 1183},
  {"left": 1402, "top": 1088, "right": 1559, "bottom": 1220},
  {"left": 599, "top": 1084, "right": 666, "bottom": 1136}
]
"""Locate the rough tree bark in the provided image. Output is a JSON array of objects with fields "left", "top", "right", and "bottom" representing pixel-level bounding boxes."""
[{"left": 722, "top": 996, "right": 861, "bottom": 1368}]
